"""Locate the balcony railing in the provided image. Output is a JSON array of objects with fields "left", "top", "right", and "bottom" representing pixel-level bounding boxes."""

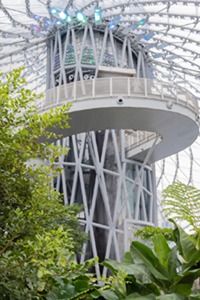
[
  {"left": 37, "top": 77, "right": 199, "bottom": 116},
  {"left": 124, "top": 130, "right": 157, "bottom": 151}
]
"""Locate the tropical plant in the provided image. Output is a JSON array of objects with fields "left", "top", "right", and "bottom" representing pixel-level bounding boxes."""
[
  {"left": 95, "top": 220, "right": 200, "bottom": 300},
  {"left": 43, "top": 220, "right": 200, "bottom": 299},
  {"left": 0, "top": 68, "right": 88, "bottom": 299},
  {"left": 162, "top": 181, "right": 200, "bottom": 232},
  {"left": 134, "top": 227, "right": 174, "bottom": 242},
  {"left": 135, "top": 181, "right": 200, "bottom": 242}
]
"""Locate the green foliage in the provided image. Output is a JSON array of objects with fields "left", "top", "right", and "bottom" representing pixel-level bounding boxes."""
[
  {"left": 162, "top": 181, "right": 200, "bottom": 231},
  {"left": 135, "top": 181, "right": 200, "bottom": 242},
  {"left": 98, "top": 221, "right": 200, "bottom": 300},
  {"left": 134, "top": 227, "right": 174, "bottom": 242},
  {"left": 0, "top": 68, "right": 88, "bottom": 299}
]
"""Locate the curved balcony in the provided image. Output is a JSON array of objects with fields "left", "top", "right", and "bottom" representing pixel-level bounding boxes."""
[
  {"left": 36, "top": 77, "right": 199, "bottom": 163},
  {"left": 38, "top": 77, "right": 199, "bottom": 115}
]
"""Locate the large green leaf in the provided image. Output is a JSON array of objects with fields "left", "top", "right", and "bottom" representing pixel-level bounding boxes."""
[
  {"left": 123, "top": 251, "right": 134, "bottom": 265},
  {"left": 73, "top": 279, "right": 89, "bottom": 292},
  {"left": 182, "top": 250, "right": 200, "bottom": 272},
  {"left": 99, "top": 289, "right": 120, "bottom": 300},
  {"left": 102, "top": 259, "right": 154, "bottom": 286},
  {"left": 130, "top": 242, "right": 169, "bottom": 280},
  {"left": 140, "top": 283, "right": 161, "bottom": 296},
  {"left": 90, "top": 290, "right": 102, "bottom": 298},
  {"left": 156, "top": 294, "right": 185, "bottom": 300},
  {"left": 128, "top": 264, "right": 154, "bottom": 284},
  {"left": 101, "top": 259, "right": 135, "bottom": 275},
  {"left": 47, "top": 288, "right": 61, "bottom": 300},
  {"left": 47, "top": 284, "right": 75, "bottom": 300},
  {"left": 173, "top": 268, "right": 200, "bottom": 286},
  {"left": 170, "top": 220, "right": 197, "bottom": 261},
  {"left": 197, "top": 231, "right": 200, "bottom": 251},
  {"left": 152, "top": 235, "right": 171, "bottom": 268},
  {"left": 168, "top": 246, "right": 178, "bottom": 279},
  {"left": 170, "top": 283, "right": 192, "bottom": 296}
]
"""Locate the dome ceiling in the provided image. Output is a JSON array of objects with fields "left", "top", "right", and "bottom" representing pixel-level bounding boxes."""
[{"left": 0, "top": 0, "right": 200, "bottom": 78}]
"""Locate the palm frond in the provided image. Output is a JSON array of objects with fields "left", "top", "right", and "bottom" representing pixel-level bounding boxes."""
[{"left": 162, "top": 181, "right": 200, "bottom": 230}]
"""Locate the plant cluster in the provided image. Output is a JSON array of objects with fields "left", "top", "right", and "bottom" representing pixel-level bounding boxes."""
[
  {"left": 44, "top": 220, "right": 200, "bottom": 299},
  {"left": 0, "top": 68, "right": 87, "bottom": 299}
]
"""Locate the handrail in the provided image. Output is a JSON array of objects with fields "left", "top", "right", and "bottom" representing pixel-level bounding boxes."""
[
  {"left": 124, "top": 131, "right": 157, "bottom": 151},
  {"left": 35, "top": 77, "right": 199, "bottom": 154},
  {"left": 37, "top": 77, "right": 199, "bottom": 116}
]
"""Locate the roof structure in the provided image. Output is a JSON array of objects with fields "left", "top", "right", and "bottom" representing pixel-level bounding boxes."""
[
  {"left": 1, "top": 1, "right": 200, "bottom": 72},
  {"left": 0, "top": 1, "right": 200, "bottom": 99}
]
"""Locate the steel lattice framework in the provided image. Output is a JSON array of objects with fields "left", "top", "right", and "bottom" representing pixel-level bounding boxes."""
[{"left": 53, "top": 130, "right": 157, "bottom": 276}]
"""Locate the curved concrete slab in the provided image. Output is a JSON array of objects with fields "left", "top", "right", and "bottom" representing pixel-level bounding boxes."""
[{"left": 37, "top": 96, "right": 199, "bottom": 164}]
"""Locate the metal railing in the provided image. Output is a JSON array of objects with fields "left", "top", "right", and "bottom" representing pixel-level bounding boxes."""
[
  {"left": 124, "top": 130, "right": 157, "bottom": 151},
  {"left": 35, "top": 77, "right": 199, "bottom": 155},
  {"left": 37, "top": 77, "right": 199, "bottom": 116}
]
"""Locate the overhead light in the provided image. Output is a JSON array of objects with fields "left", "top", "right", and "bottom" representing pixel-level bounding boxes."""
[
  {"left": 109, "top": 20, "right": 116, "bottom": 30},
  {"left": 59, "top": 11, "right": 67, "bottom": 20},
  {"left": 30, "top": 24, "right": 42, "bottom": 32},
  {"left": 43, "top": 17, "right": 53, "bottom": 26},
  {"left": 43, "top": 25, "right": 51, "bottom": 31},
  {"left": 76, "top": 11, "right": 84, "bottom": 22},
  {"left": 55, "top": 20, "right": 61, "bottom": 25},
  {"left": 32, "top": 14, "right": 40, "bottom": 20},
  {"left": 34, "top": 32, "right": 46, "bottom": 38},
  {"left": 82, "top": 15, "right": 87, "bottom": 23},
  {"left": 143, "top": 32, "right": 155, "bottom": 40},
  {"left": 138, "top": 18, "right": 147, "bottom": 25},
  {"left": 67, "top": 15, "right": 73, "bottom": 23},
  {"left": 94, "top": 7, "right": 102, "bottom": 22},
  {"left": 131, "top": 23, "right": 139, "bottom": 29},
  {"left": 50, "top": 7, "right": 58, "bottom": 14},
  {"left": 114, "top": 16, "right": 121, "bottom": 23},
  {"left": 7, "top": 34, "right": 18, "bottom": 38}
]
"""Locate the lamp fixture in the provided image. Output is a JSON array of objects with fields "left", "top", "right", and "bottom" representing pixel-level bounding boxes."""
[
  {"left": 94, "top": 7, "right": 102, "bottom": 22},
  {"left": 114, "top": 16, "right": 121, "bottom": 23},
  {"left": 143, "top": 32, "right": 155, "bottom": 40},
  {"left": 109, "top": 20, "right": 116, "bottom": 30},
  {"left": 138, "top": 18, "right": 147, "bottom": 25},
  {"left": 50, "top": 7, "right": 58, "bottom": 14},
  {"left": 59, "top": 11, "right": 67, "bottom": 20},
  {"left": 30, "top": 24, "right": 42, "bottom": 32},
  {"left": 43, "top": 17, "right": 53, "bottom": 26},
  {"left": 55, "top": 20, "right": 61, "bottom": 25},
  {"left": 76, "top": 11, "right": 84, "bottom": 22},
  {"left": 32, "top": 14, "right": 40, "bottom": 20},
  {"left": 82, "top": 15, "right": 87, "bottom": 23},
  {"left": 67, "top": 15, "right": 73, "bottom": 23}
]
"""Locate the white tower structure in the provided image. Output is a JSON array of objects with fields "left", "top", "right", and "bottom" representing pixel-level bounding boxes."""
[
  {"left": 39, "top": 27, "right": 199, "bottom": 276},
  {"left": 0, "top": 0, "right": 199, "bottom": 277}
]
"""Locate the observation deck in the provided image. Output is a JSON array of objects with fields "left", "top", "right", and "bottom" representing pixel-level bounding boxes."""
[{"left": 37, "top": 77, "right": 199, "bottom": 164}]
